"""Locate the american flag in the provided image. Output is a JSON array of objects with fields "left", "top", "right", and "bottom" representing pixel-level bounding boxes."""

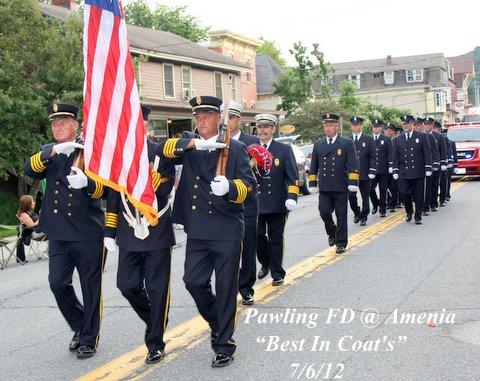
[{"left": 82, "top": 0, "right": 158, "bottom": 225}]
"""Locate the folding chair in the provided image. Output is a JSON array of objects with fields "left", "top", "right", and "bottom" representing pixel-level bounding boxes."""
[
  {"left": 0, "top": 224, "right": 22, "bottom": 269},
  {"left": 27, "top": 231, "right": 49, "bottom": 260}
]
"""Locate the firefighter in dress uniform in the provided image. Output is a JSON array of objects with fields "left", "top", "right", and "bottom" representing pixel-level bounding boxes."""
[
  {"left": 369, "top": 118, "right": 393, "bottom": 218},
  {"left": 412, "top": 117, "right": 440, "bottom": 216},
  {"left": 392, "top": 115, "right": 433, "bottom": 224},
  {"left": 24, "top": 103, "right": 105, "bottom": 359},
  {"left": 308, "top": 114, "right": 360, "bottom": 254},
  {"left": 156, "top": 96, "right": 255, "bottom": 367},
  {"left": 425, "top": 118, "right": 447, "bottom": 212},
  {"left": 255, "top": 114, "right": 299, "bottom": 286},
  {"left": 103, "top": 105, "right": 175, "bottom": 365},
  {"left": 443, "top": 126, "right": 458, "bottom": 201},
  {"left": 348, "top": 117, "right": 376, "bottom": 226},
  {"left": 384, "top": 123, "right": 399, "bottom": 212},
  {"left": 439, "top": 125, "right": 454, "bottom": 206},
  {"left": 225, "top": 102, "right": 260, "bottom": 306}
]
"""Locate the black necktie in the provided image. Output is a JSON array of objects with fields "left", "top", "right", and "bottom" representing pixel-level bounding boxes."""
[
  {"left": 375, "top": 136, "right": 378, "bottom": 142},
  {"left": 354, "top": 135, "right": 358, "bottom": 143},
  {"left": 328, "top": 138, "right": 332, "bottom": 145},
  {"left": 263, "top": 144, "right": 268, "bottom": 149},
  {"left": 407, "top": 134, "right": 410, "bottom": 142}
]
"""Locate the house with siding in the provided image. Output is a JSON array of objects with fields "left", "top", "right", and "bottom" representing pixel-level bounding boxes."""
[
  {"left": 39, "top": 1, "right": 274, "bottom": 138},
  {"left": 315, "top": 53, "right": 457, "bottom": 122}
]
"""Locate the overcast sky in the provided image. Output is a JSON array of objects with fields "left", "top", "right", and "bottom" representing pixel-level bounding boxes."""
[{"left": 124, "top": 0, "right": 479, "bottom": 65}]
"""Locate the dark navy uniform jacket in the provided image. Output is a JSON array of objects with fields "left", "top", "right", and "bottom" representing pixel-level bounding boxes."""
[
  {"left": 237, "top": 131, "right": 260, "bottom": 217},
  {"left": 24, "top": 143, "right": 104, "bottom": 241},
  {"left": 352, "top": 133, "right": 376, "bottom": 180},
  {"left": 392, "top": 131, "right": 433, "bottom": 179},
  {"left": 372, "top": 134, "right": 393, "bottom": 174},
  {"left": 159, "top": 135, "right": 256, "bottom": 241},
  {"left": 104, "top": 140, "right": 176, "bottom": 251},
  {"left": 308, "top": 135, "right": 360, "bottom": 192},
  {"left": 425, "top": 133, "right": 441, "bottom": 170},
  {"left": 432, "top": 131, "right": 447, "bottom": 167},
  {"left": 256, "top": 139, "right": 299, "bottom": 214}
]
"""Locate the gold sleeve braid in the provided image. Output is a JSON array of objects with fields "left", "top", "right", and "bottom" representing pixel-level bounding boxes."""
[
  {"left": 233, "top": 179, "right": 248, "bottom": 204},
  {"left": 30, "top": 152, "right": 47, "bottom": 172},
  {"left": 163, "top": 138, "right": 180, "bottom": 158},
  {"left": 105, "top": 212, "right": 118, "bottom": 228}
]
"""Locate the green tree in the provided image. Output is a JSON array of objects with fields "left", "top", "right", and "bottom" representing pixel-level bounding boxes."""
[
  {"left": 256, "top": 38, "right": 286, "bottom": 68},
  {"left": 0, "top": 0, "right": 83, "bottom": 197},
  {"left": 273, "top": 42, "right": 333, "bottom": 114},
  {"left": 124, "top": 0, "right": 210, "bottom": 43}
]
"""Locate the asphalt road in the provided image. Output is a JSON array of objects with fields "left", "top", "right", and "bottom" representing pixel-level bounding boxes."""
[{"left": 1, "top": 177, "right": 480, "bottom": 381}]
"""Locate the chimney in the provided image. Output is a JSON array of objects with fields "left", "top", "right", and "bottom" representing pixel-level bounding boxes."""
[
  {"left": 386, "top": 55, "right": 392, "bottom": 64},
  {"left": 52, "top": 0, "right": 72, "bottom": 9}
]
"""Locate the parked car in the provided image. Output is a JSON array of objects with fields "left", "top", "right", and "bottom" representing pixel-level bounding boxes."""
[
  {"left": 274, "top": 136, "right": 310, "bottom": 195},
  {"left": 300, "top": 144, "right": 314, "bottom": 174}
]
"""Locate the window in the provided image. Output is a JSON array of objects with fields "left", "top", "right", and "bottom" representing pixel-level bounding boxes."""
[
  {"left": 230, "top": 75, "right": 237, "bottom": 101},
  {"left": 406, "top": 69, "right": 423, "bottom": 83},
  {"left": 163, "top": 64, "right": 175, "bottom": 98},
  {"left": 181, "top": 67, "right": 192, "bottom": 98},
  {"left": 384, "top": 71, "right": 394, "bottom": 84},
  {"left": 373, "top": 72, "right": 382, "bottom": 78},
  {"left": 435, "top": 92, "right": 441, "bottom": 107},
  {"left": 214, "top": 72, "right": 223, "bottom": 99},
  {"left": 348, "top": 74, "right": 361, "bottom": 88},
  {"left": 246, "top": 71, "right": 252, "bottom": 83}
]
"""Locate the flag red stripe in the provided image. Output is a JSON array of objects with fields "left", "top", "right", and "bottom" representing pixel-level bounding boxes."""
[{"left": 89, "top": 15, "right": 121, "bottom": 173}]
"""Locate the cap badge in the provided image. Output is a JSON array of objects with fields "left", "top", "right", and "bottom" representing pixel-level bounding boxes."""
[
  {"left": 196, "top": 96, "right": 202, "bottom": 105},
  {"left": 53, "top": 104, "right": 58, "bottom": 112}
]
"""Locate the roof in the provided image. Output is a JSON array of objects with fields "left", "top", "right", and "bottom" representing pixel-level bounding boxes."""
[
  {"left": 332, "top": 53, "right": 447, "bottom": 76},
  {"left": 447, "top": 52, "right": 474, "bottom": 74},
  {"left": 209, "top": 30, "right": 263, "bottom": 48},
  {"left": 38, "top": 2, "right": 248, "bottom": 71},
  {"left": 256, "top": 54, "right": 283, "bottom": 94}
]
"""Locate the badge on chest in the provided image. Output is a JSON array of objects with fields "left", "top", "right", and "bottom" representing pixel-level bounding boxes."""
[
  {"left": 337, "top": 148, "right": 342, "bottom": 156},
  {"left": 274, "top": 158, "right": 280, "bottom": 166}
]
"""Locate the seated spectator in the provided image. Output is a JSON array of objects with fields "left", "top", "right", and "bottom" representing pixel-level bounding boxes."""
[{"left": 16, "top": 195, "right": 39, "bottom": 263}]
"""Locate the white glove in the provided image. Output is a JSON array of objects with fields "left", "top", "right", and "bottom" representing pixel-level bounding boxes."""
[
  {"left": 308, "top": 186, "right": 317, "bottom": 193},
  {"left": 433, "top": 166, "right": 439, "bottom": 171},
  {"left": 441, "top": 165, "right": 447, "bottom": 171},
  {"left": 393, "top": 173, "right": 399, "bottom": 180},
  {"left": 447, "top": 163, "right": 453, "bottom": 169},
  {"left": 285, "top": 199, "right": 297, "bottom": 211},
  {"left": 103, "top": 237, "right": 118, "bottom": 253},
  {"left": 194, "top": 139, "right": 226, "bottom": 151},
  {"left": 368, "top": 173, "right": 375, "bottom": 180},
  {"left": 210, "top": 175, "right": 229, "bottom": 196},
  {"left": 388, "top": 167, "right": 393, "bottom": 174},
  {"left": 425, "top": 171, "right": 432, "bottom": 177},
  {"left": 53, "top": 142, "right": 84, "bottom": 156},
  {"left": 348, "top": 185, "right": 359, "bottom": 193},
  {"left": 67, "top": 167, "right": 88, "bottom": 189},
  {"left": 454, "top": 167, "right": 460, "bottom": 174}
]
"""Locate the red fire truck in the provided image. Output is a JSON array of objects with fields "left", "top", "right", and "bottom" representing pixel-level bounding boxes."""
[{"left": 444, "top": 109, "right": 480, "bottom": 175}]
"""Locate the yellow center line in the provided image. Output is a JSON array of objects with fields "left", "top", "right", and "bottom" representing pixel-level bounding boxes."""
[{"left": 78, "top": 179, "right": 468, "bottom": 381}]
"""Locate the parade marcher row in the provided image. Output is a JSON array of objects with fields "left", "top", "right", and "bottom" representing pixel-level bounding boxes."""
[{"left": 24, "top": 98, "right": 457, "bottom": 369}]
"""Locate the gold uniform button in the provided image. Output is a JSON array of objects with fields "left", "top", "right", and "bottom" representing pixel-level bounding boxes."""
[
  {"left": 69, "top": 194, "right": 73, "bottom": 198},
  {"left": 54, "top": 200, "right": 58, "bottom": 204},
  {"left": 68, "top": 203, "right": 71, "bottom": 207},
  {"left": 55, "top": 190, "right": 59, "bottom": 194},
  {"left": 192, "top": 205, "right": 196, "bottom": 210},
  {"left": 196, "top": 176, "right": 200, "bottom": 180},
  {"left": 68, "top": 185, "right": 71, "bottom": 189},
  {"left": 208, "top": 211, "right": 213, "bottom": 215},
  {"left": 67, "top": 212, "right": 72, "bottom": 217},
  {"left": 193, "top": 195, "right": 197, "bottom": 200},
  {"left": 194, "top": 185, "right": 198, "bottom": 189},
  {"left": 208, "top": 201, "right": 212, "bottom": 205},
  {"left": 268, "top": 191, "right": 271, "bottom": 194},
  {"left": 53, "top": 209, "right": 58, "bottom": 213},
  {"left": 56, "top": 181, "right": 59, "bottom": 185}
]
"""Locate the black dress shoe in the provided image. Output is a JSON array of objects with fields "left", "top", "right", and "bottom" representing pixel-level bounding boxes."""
[
  {"left": 145, "top": 349, "right": 165, "bottom": 364},
  {"left": 69, "top": 331, "right": 81, "bottom": 352},
  {"left": 440, "top": 202, "right": 445, "bottom": 207},
  {"left": 272, "top": 278, "right": 284, "bottom": 286},
  {"left": 76, "top": 345, "right": 96, "bottom": 359},
  {"left": 389, "top": 208, "right": 396, "bottom": 213},
  {"left": 328, "top": 236, "right": 335, "bottom": 247},
  {"left": 446, "top": 196, "right": 451, "bottom": 201},
  {"left": 257, "top": 267, "right": 269, "bottom": 279},
  {"left": 353, "top": 215, "right": 359, "bottom": 224},
  {"left": 380, "top": 213, "right": 386, "bottom": 218},
  {"left": 241, "top": 294, "right": 254, "bottom": 306},
  {"left": 360, "top": 220, "right": 366, "bottom": 226},
  {"left": 423, "top": 211, "right": 429, "bottom": 216},
  {"left": 335, "top": 246, "right": 346, "bottom": 254},
  {"left": 406, "top": 214, "right": 412, "bottom": 222},
  {"left": 431, "top": 206, "right": 438, "bottom": 212},
  {"left": 212, "top": 353, "right": 234, "bottom": 368},
  {"left": 372, "top": 205, "right": 378, "bottom": 215},
  {"left": 415, "top": 220, "right": 422, "bottom": 225}
]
